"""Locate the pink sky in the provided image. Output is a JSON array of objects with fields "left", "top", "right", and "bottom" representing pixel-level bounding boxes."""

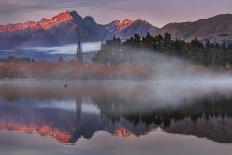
[{"left": 0, "top": 0, "right": 232, "bottom": 27}]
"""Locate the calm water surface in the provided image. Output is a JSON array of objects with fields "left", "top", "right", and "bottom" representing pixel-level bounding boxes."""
[{"left": 0, "top": 80, "right": 232, "bottom": 155}]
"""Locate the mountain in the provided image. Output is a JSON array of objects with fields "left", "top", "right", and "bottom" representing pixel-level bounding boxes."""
[
  {"left": 104, "top": 19, "right": 160, "bottom": 40},
  {"left": 116, "top": 19, "right": 159, "bottom": 40},
  {"left": 161, "top": 14, "right": 232, "bottom": 44},
  {"left": 0, "top": 10, "right": 159, "bottom": 49},
  {"left": 0, "top": 11, "right": 105, "bottom": 49},
  {"left": 1, "top": 11, "right": 232, "bottom": 49}
]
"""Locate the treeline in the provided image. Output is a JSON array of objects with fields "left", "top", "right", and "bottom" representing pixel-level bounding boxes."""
[{"left": 95, "top": 33, "right": 232, "bottom": 68}]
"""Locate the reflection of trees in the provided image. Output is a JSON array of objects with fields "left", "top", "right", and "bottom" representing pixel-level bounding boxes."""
[
  {"left": 81, "top": 94, "right": 232, "bottom": 143},
  {"left": 90, "top": 94, "right": 232, "bottom": 143},
  {"left": 93, "top": 94, "right": 232, "bottom": 127},
  {"left": 76, "top": 97, "right": 82, "bottom": 119},
  {"left": 1, "top": 86, "right": 232, "bottom": 143},
  {"left": 69, "top": 96, "right": 116, "bottom": 143}
]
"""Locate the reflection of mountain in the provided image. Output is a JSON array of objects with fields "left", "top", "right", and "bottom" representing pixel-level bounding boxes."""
[
  {"left": 0, "top": 83, "right": 232, "bottom": 144},
  {"left": 0, "top": 97, "right": 155, "bottom": 143},
  {"left": 0, "top": 122, "right": 72, "bottom": 143}
]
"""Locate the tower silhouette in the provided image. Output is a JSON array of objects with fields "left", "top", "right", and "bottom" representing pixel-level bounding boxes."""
[{"left": 76, "top": 41, "right": 83, "bottom": 62}]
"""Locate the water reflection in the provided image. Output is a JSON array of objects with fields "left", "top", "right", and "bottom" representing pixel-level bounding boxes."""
[{"left": 0, "top": 80, "right": 232, "bottom": 145}]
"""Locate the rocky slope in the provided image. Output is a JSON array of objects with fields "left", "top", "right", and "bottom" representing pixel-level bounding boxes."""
[{"left": 0, "top": 10, "right": 159, "bottom": 49}]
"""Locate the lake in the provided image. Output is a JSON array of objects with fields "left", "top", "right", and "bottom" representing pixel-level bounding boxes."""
[{"left": 0, "top": 79, "right": 232, "bottom": 155}]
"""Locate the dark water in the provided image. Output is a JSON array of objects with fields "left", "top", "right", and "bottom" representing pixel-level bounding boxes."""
[{"left": 0, "top": 80, "right": 232, "bottom": 155}]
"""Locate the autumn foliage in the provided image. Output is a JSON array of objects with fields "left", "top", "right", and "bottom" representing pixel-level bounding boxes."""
[{"left": 0, "top": 61, "right": 150, "bottom": 80}]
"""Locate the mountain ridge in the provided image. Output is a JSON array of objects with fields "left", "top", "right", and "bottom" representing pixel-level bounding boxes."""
[
  {"left": 0, "top": 11, "right": 232, "bottom": 49},
  {"left": 161, "top": 13, "right": 232, "bottom": 43},
  {"left": 0, "top": 10, "right": 159, "bottom": 49}
]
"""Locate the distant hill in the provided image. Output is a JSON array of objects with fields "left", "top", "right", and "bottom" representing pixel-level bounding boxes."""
[
  {"left": 1, "top": 11, "right": 232, "bottom": 49},
  {"left": 161, "top": 14, "right": 232, "bottom": 44}
]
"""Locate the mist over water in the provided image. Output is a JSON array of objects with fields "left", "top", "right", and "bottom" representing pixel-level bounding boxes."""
[
  {"left": 93, "top": 47, "right": 232, "bottom": 108},
  {"left": 0, "top": 42, "right": 102, "bottom": 60},
  {"left": 150, "top": 52, "right": 232, "bottom": 106},
  {"left": 21, "top": 41, "right": 102, "bottom": 55},
  {"left": 1, "top": 43, "right": 232, "bottom": 107},
  {"left": 97, "top": 46, "right": 232, "bottom": 82},
  {"left": 1, "top": 47, "right": 232, "bottom": 154}
]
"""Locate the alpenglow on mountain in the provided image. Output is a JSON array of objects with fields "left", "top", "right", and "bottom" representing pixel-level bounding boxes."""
[
  {"left": 0, "top": 10, "right": 232, "bottom": 49},
  {"left": 0, "top": 10, "right": 159, "bottom": 49}
]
